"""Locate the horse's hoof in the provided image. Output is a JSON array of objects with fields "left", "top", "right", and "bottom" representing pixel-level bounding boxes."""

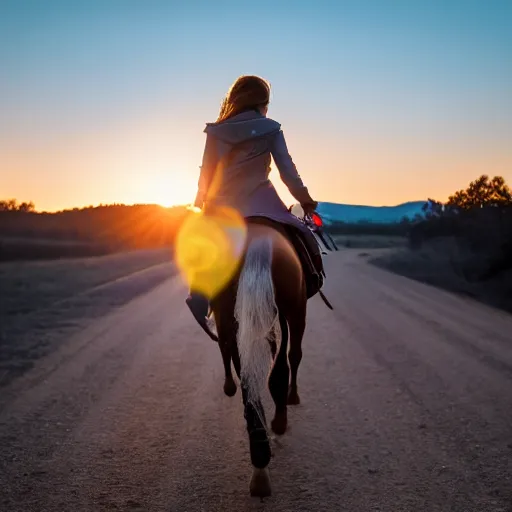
[
  {"left": 250, "top": 467, "right": 271, "bottom": 498},
  {"left": 223, "top": 377, "right": 237, "bottom": 397},
  {"left": 287, "top": 391, "right": 300, "bottom": 406},
  {"left": 271, "top": 410, "right": 287, "bottom": 436}
]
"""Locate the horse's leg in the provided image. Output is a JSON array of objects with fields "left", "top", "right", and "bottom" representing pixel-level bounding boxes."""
[
  {"left": 212, "top": 293, "right": 237, "bottom": 397},
  {"left": 268, "top": 313, "right": 290, "bottom": 435},
  {"left": 229, "top": 298, "right": 272, "bottom": 497},
  {"left": 267, "top": 330, "right": 278, "bottom": 360},
  {"left": 288, "top": 306, "right": 306, "bottom": 406},
  {"left": 241, "top": 384, "right": 272, "bottom": 496},
  {"left": 221, "top": 335, "right": 237, "bottom": 397}
]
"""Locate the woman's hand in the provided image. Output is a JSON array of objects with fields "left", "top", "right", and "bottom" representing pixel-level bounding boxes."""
[
  {"left": 293, "top": 186, "right": 318, "bottom": 216},
  {"left": 301, "top": 200, "right": 318, "bottom": 216}
]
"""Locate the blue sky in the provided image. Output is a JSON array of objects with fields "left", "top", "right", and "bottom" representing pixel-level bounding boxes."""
[{"left": 1, "top": 0, "right": 511, "bottom": 211}]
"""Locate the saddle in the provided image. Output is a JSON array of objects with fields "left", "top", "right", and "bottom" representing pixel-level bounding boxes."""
[
  {"left": 246, "top": 217, "right": 325, "bottom": 300},
  {"left": 284, "top": 225, "right": 325, "bottom": 299}
]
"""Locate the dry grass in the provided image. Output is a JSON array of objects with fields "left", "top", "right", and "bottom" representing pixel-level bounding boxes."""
[
  {"left": 331, "top": 234, "right": 406, "bottom": 249},
  {"left": 0, "top": 236, "right": 113, "bottom": 261},
  {"left": 0, "top": 248, "right": 175, "bottom": 387},
  {"left": 370, "top": 237, "right": 512, "bottom": 313},
  {"left": 1, "top": 248, "right": 172, "bottom": 317}
]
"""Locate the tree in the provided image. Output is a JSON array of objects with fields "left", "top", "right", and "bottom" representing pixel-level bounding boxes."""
[
  {"left": 422, "top": 198, "right": 444, "bottom": 219},
  {"left": 17, "top": 201, "right": 35, "bottom": 212},
  {"left": 447, "top": 175, "right": 512, "bottom": 210},
  {"left": 0, "top": 199, "right": 36, "bottom": 212},
  {"left": 0, "top": 199, "right": 18, "bottom": 211}
]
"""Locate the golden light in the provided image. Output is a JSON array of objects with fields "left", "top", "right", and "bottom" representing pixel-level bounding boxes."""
[
  {"left": 135, "top": 169, "right": 197, "bottom": 208},
  {"left": 150, "top": 183, "right": 191, "bottom": 208},
  {"left": 175, "top": 206, "right": 247, "bottom": 298}
]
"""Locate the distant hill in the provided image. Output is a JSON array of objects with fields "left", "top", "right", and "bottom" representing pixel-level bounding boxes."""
[
  {"left": 0, "top": 204, "right": 190, "bottom": 261},
  {"left": 316, "top": 201, "right": 426, "bottom": 224}
]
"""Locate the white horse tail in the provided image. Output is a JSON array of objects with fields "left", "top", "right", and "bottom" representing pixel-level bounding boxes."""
[{"left": 235, "top": 236, "right": 278, "bottom": 408}]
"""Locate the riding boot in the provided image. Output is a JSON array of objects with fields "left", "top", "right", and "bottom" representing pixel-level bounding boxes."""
[{"left": 185, "top": 291, "right": 218, "bottom": 341}]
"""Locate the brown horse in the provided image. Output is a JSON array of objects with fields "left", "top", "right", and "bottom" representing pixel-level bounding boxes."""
[{"left": 210, "top": 219, "right": 307, "bottom": 497}]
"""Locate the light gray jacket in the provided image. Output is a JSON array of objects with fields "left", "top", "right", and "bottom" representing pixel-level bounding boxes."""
[{"left": 194, "top": 111, "right": 312, "bottom": 219}]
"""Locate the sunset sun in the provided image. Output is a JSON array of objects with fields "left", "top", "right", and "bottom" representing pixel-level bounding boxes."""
[{"left": 141, "top": 172, "right": 196, "bottom": 208}]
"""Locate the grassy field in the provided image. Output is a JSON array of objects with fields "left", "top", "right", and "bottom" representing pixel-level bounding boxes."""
[
  {"left": 0, "top": 248, "right": 175, "bottom": 387},
  {"left": 0, "top": 236, "right": 114, "bottom": 261},
  {"left": 370, "top": 237, "right": 512, "bottom": 314}
]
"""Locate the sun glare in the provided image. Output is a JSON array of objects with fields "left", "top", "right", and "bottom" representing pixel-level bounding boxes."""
[
  {"left": 142, "top": 172, "right": 196, "bottom": 208},
  {"left": 157, "top": 197, "right": 179, "bottom": 208},
  {"left": 175, "top": 206, "right": 247, "bottom": 298}
]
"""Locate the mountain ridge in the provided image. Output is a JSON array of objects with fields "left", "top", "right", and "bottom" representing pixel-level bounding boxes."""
[{"left": 316, "top": 200, "right": 427, "bottom": 224}]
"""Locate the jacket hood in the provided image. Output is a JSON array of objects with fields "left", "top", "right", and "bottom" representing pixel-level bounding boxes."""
[{"left": 204, "top": 110, "right": 281, "bottom": 145}]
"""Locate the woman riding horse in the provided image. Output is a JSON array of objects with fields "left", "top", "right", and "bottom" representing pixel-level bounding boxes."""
[
  {"left": 186, "top": 75, "right": 322, "bottom": 333},
  {"left": 182, "top": 75, "right": 322, "bottom": 496}
]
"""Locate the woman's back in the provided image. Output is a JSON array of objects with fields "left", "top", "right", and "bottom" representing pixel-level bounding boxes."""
[{"left": 203, "top": 110, "right": 281, "bottom": 205}]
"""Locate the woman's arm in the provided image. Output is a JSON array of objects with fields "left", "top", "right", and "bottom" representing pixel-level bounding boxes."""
[
  {"left": 270, "top": 130, "right": 316, "bottom": 208},
  {"left": 194, "top": 133, "right": 218, "bottom": 208}
]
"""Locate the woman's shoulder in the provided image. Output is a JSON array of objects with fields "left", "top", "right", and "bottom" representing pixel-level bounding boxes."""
[
  {"left": 203, "top": 113, "right": 282, "bottom": 141},
  {"left": 265, "top": 116, "right": 282, "bottom": 132},
  {"left": 256, "top": 117, "right": 281, "bottom": 139}
]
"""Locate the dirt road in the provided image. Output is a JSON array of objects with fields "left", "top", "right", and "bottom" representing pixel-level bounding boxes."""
[{"left": 1, "top": 251, "right": 511, "bottom": 511}]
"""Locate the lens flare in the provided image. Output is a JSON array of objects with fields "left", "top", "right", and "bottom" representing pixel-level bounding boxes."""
[{"left": 175, "top": 206, "right": 247, "bottom": 298}]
